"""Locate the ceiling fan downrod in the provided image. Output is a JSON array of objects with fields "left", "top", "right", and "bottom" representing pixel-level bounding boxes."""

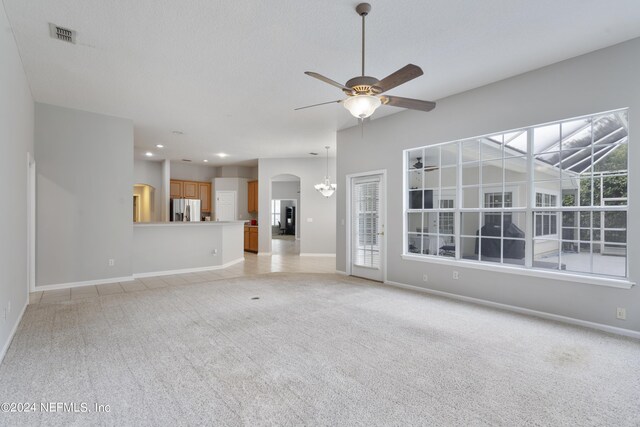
[{"left": 356, "top": 3, "right": 371, "bottom": 77}]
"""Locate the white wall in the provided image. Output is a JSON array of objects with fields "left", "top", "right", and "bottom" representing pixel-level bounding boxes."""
[
  {"left": 35, "top": 103, "right": 133, "bottom": 287},
  {"left": 0, "top": 5, "right": 33, "bottom": 361},
  {"left": 134, "top": 160, "right": 162, "bottom": 221},
  {"left": 272, "top": 180, "right": 300, "bottom": 199},
  {"left": 258, "top": 158, "right": 336, "bottom": 255},
  {"left": 216, "top": 165, "right": 257, "bottom": 179},
  {"left": 337, "top": 38, "right": 640, "bottom": 333},
  {"left": 170, "top": 161, "right": 217, "bottom": 182}
]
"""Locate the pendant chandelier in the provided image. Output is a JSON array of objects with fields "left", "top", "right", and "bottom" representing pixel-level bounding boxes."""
[{"left": 314, "top": 146, "right": 337, "bottom": 198}]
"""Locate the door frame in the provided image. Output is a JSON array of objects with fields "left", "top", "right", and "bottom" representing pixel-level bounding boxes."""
[
  {"left": 346, "top": 169, "right": 387, "bottom": 282},
  {"left": 215, "top": 190, "right": 237, "bottom": 221},
  {"left": 27, "top": 152, "right": 36, "bottom": 292}
]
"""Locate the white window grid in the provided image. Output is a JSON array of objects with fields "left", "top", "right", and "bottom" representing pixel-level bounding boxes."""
[
  {"left": 535, "top": 192, "right": 558, "bottom": 237},
  {"left": 404, "top": 108, "right": 629, "bottom": 278}
]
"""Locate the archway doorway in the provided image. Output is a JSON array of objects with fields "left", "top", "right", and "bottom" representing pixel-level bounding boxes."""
[
  {"left": 271, "top": 174, "right": 300, "bottom": 255},
  {"left": 133, "top": 183, "right": 157, "bottom": 222}
]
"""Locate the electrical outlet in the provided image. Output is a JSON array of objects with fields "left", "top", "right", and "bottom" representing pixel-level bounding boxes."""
[
  {"left": 616, "top": 307, "right": 626, "bottom": 320},
  {"left": 307, "top": 218, "right": 313, "bottom": 223},
  {"left": 422, "top": 273, "right": 428, "bottom": 282},
  {"left": 108, "top": 259, "right": 115, "bottom": 267},
  {"left": 452, "top": 271, "right": 459, "bottom": 280}
]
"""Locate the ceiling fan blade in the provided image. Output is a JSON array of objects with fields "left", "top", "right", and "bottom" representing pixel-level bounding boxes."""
[
  {"left": 304, "top": 72, "right": 352, "bottom": 92},
  {"left": 294, "top": 100, "right": 342, "bottom": 111},
  {"left": 381, "top": 95, "right": 436, "bottom": 112},
  {"left": 372, "top": 64, "right": 424, "bottom": 94}
]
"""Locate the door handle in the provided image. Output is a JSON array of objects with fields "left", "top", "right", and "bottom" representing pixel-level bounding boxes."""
[{"left": 377, "top": 231, "right": 384, "bottom": 236}]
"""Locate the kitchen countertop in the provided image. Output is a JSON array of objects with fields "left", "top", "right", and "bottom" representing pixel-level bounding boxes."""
[{"left": 133, "top": 221, "right": 245, "bottom": 227}]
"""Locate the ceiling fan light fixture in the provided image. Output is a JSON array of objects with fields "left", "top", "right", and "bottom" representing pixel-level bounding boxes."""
[{"left": 343, "top": 95, "right": 381, "bottom": 119}]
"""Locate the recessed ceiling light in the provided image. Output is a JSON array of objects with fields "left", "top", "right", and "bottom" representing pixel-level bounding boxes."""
[
  {"left": 145, "top": 152, "right": 153, "bottom": 157},
  {"left": 156, "top": 144, "right": 164, "bottom": 148},
  {"left": 172, "top": 130, "right": 184, "bottom": 135},
  {"left": 218, "top": 153, "right": 229, "bottom": 158},
  {"left": 203, "top": 159, "right": 208, "bottom": 163}
]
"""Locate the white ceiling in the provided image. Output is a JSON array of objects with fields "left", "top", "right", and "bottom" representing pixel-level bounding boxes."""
[{"left": 4, "top": 0, "right": 640, "bottom": 166}]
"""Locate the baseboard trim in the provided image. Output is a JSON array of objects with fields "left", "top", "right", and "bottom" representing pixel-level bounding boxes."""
[
  {"left": 257, "top": 252, "right": 272, "bottom": 256},
  {"left": 34, "top": 258, "right": 247, "bottom": 290},
  {"left": 1, "top": 300, "right": 28, "bottom": 366},
  {"left": 133, "top": 258, "right": 245, "bottom": 278},
  {"left": 335, "top": 270, "right": 347, "bottom": 275},
  {"left": 384, "top": 280, "right": 640, "bottom": 340},
  {"left": 36, "top": 275, "right": 134, "bottom": 292},
  {"left": 299, "top": 253, "right": 336, "bottom": 257}
]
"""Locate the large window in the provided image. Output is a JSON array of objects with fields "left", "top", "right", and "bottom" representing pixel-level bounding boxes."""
[
  {"left": 271, "top": 200, "right": 281, "bottom": 226},
  {"left": 404, "top": 109, "right": 629, "bottom": 279}
]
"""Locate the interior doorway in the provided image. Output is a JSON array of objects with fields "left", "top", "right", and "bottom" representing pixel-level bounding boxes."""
[
  {"left": 27, "top": 152, "right": 36, "bottom": 292},
  {"left": 133, "top": 183, "right": 156, "bottom": 222},
  {"left": 271, "top": 174, "right": 300, "bottom": 255}
]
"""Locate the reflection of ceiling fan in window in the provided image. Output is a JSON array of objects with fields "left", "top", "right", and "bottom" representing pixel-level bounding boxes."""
[{"left": 413, "top": 157, "right": 438, "bottom": 172}]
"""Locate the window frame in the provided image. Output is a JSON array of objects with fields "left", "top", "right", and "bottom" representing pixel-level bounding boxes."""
[
  {"left": 271, "top": 199, "right": 281, "bottom": 226},
  {"left": 403, "top": 108, "right": 632, "bottom": 287},
  {"left": 534, "top": 190, "right": 560, "bottom": 238}
]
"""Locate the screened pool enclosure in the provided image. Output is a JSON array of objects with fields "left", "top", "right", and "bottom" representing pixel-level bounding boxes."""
[{"left": 405, "top": 109, "right": 628, "bottom": 279}]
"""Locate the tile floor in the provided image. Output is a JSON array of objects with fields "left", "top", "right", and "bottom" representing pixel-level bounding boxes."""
[{"left": 30, "top": 244, "right": 336, "bottom": 304}]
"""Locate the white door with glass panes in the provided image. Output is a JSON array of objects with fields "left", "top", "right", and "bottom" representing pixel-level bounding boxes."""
[{"left": 350, "top": 174, "right": 384, "bottom": 281}]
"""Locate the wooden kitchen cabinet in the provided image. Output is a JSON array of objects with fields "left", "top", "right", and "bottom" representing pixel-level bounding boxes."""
[
  {"left": 170, "top": 180, "right": 183, "bottom": 198},
  {"left": 198, "top": 182, "right": 211, "bottom": 212},
  {"left": 248, "top": 180, "right": 258, "bottom": 213},
  {"left": 170, "top": 179, "right": 212, "bottom": 213},
  {"left": 183, "top": 181, "right": 199, "bottom": 199},
  {"left": 244, "top": 226, "right": 258, "bottom": 252}
]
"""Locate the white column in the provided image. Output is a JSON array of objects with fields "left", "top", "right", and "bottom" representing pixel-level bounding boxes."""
[{"left": 161, "top": 159, "right": 171, "bottom": 222}]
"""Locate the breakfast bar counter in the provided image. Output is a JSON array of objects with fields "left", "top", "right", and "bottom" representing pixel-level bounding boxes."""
[{"left": 132, "top": 221, "right": 245, "bottom": 276}]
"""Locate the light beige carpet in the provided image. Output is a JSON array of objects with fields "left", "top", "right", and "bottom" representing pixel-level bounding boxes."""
[{"left": 1, "top": 273, "right": 639, "bottom": 426}]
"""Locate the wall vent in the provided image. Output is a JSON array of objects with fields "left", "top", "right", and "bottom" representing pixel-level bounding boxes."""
[
  {"left": 181, "top": 159, "right": 192, "bottom": 162},
  {"left": 49, "top": 23, "right": 76, "bottom": 44}
]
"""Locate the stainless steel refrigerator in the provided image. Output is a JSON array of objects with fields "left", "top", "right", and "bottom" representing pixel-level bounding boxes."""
[{"left": 171, "top": 199, "right": 201, "bottom": 222}]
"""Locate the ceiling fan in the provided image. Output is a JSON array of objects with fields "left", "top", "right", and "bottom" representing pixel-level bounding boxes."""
[{"left": 296, "top": 3, "right": 436, "bottom": 119}]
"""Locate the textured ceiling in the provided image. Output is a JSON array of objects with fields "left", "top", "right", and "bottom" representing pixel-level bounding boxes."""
[{"left": 4, "top": 0, "right": 640, "bottom": 166}]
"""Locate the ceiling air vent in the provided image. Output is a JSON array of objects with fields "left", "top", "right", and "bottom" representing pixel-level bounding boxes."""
[
  {"left": 49, "top": 23, "right": 76, "bottom": 44},
  {"left": 181, "top": 159, "right": 192, "bottom": 162}
]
